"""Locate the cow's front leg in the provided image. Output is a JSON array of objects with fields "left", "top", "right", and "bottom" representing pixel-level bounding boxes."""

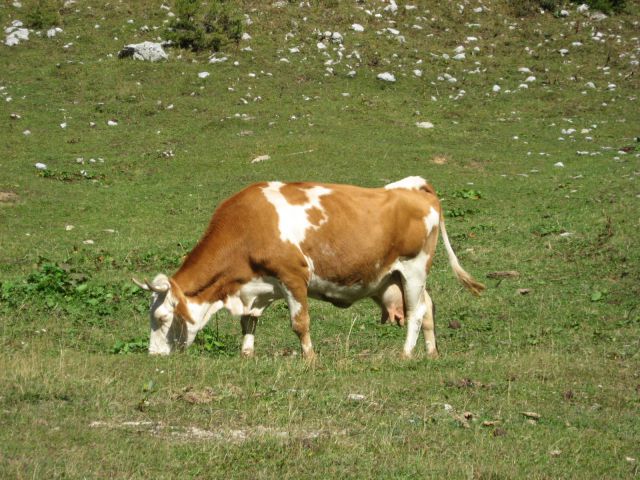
[
  {"left": 283, "top": 286, "right": 315, "bottom": 360},
  {"left": 240, "top": 315, "right": 258, "bottom": 357}
]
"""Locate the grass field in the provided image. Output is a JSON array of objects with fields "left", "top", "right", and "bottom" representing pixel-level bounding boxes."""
[{"left": 1, "top": 0, "right": 639, "bottom": 478}]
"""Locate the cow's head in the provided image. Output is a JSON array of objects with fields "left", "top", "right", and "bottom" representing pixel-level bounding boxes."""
[{"left": 133, "top": 274, "right": 197, "bottom": 355}]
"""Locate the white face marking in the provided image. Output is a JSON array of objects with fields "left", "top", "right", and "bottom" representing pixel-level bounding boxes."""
[
  {"left": 384, "top": 176, "right": 427, "bottom": 190},
  {"left": 424, "top": 206, "right": 440, "bottom": 235},
  {"left": 148, "top": 289, "right": 224, "bottom": 355},
  {"left": 262, "top": 182, "right": 332, "bottom": 247}
]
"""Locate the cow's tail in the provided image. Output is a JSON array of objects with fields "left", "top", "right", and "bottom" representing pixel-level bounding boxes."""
[{"left": 439, "top": 214, "right": 485, "bottom": 296}]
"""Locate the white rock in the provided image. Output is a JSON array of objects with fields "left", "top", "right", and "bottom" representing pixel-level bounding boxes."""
[
  {"left": 413, "top": 69, "right": 422, "bottom": 77},
  {"left": 347, "top": 70, "right": 357, "bottom": 77},
  {"left": 119, "top": 41, "right": 168, "bottom": 62},
  {"left": 518, "top": 84, "right": 529, "bottom": 89},
  {"left": 288, "top": 47, "right": 300, "bottom": 53},
  {"left": 560, "top": 9, "right": 569, "bottom": 17},
  {"left": 23, "top": 129, "right": 31, "bottom": 135},
  {"left": 198, "top": 71, "right": 210, "bottom": 79},
  {"left": 384, "top": 0, "right": 398, "bottom": 13},
  {"left": 518, "top": 67, "right": 531, "bottom": 73},
  {"left": 387, "top": 28, "right": 400, "bottom": 35},
  {"left": 416, "top": 121, "right": 434, "bottom": 129},
  {"left": 316, "top": 42, "right": 327, "bottom": 50},
  {"left": 453, "top": 53, "right": 465, "bottom": 60},
  {"left": 5, "top": 27, "right": 29, "bottom": 46},
  {"left": 107, "top": 120, "right": 118, "bottom": 126},
  {"left": 454, "top": 45, "right": 465, "bottom": 54},
  {"left": 473, "top": 6, "right": 483, "bottom": 13},
  {"left": 377, "top": 72, "right": 396, "bottom": 82},
  {"left": 585, "top": 81, "right": 596, "bottom": 89},
  {"left": 331, "top": 32, "right": 343, "bottom": 43},
  {"left": 251, "top": 154, "right": 270, "bottom": 164},
  {"left": 209, "top": 55, "right": 228, "bottom": 64},
  {"left": 65, "top": 225, "right": 75, "bottom": 231},
  {"left": 554, "top": 162, "right": 565, "bottom": 168},
  {"left": 466, "top": 36, "right": 478, "bottom": 42},
  {"left": 351, "top": 23, "right": 364, "bottom": 32},
  {"left": 34, "top": 163, "right": 47, "bottom": 170},
  {"left": 60, "top": 122, "right": 67, "bottom": 129},
  {"left": 82, "top": 240, "right": 95, "bottom": 245},
  {"left": 46, "top": 27, "right": 62, "bottom": 38},
  {"left": 347, "top": 393, "right": 366, "bottom": 401},
  {"left": 241, "top": 32, "right": 251, "bottom": 41},
  {"left": 577, "top": 4, "right": 589, "bottom": 13},
  {"left": 492, "top": 85, "right": 501, "bottom": 93},
  {"left": 559, "top": 48, "right": 569, "bottom": 56},
  {"left": 525, "top": 75, "right": 536, "bottom": 82}
]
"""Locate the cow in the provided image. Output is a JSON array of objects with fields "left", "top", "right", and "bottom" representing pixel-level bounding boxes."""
[{"left": 133, "top": 176, "right": 484, "bottom": 359}]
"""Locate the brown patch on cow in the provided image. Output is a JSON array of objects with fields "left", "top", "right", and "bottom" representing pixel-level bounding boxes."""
[
  {"left": 307, "top": 207, "right": 325, "bottom": 227},
  {"left": 280, "top": 183, "right": 309, "bottom": 205},
  {"left": 431, "top": 155, "right": 448, "bottom": 165},
  {"left": 0, "top": 191, "right": 19, "bottom": 204}
]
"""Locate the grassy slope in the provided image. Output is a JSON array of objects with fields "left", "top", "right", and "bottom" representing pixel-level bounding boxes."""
[{"left": 1, "top": 0, "right": 639, "bottom": 478}]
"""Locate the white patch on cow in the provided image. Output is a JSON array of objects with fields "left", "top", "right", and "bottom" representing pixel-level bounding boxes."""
[
  {"left": 424, "top": 207, "right": 440, "bottom": 234},
  {"left": 262, "top": 182, "right": 332, "bottom": 247},
  {"left": 236, "top": 277, "right": 282, "bottom": 316},
  {"left": 281, "top": 285, "right": 302, "bottom": 318},
  {"left": 384, "top": 176, "right": 427, "bottom": 191}
]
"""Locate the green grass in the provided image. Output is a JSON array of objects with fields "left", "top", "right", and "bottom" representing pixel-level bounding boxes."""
[{"left": 1, "top": 0, "right": 639, "bottom": 478}]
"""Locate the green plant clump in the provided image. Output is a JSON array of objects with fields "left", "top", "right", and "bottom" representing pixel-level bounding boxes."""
[{"left": 164, "top": 0, "right": 244, "bottom": 52}]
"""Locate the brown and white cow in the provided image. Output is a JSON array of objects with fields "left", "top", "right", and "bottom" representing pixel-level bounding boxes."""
[{"left": 134, "top": 176, "right": 484, "bottom": 359}]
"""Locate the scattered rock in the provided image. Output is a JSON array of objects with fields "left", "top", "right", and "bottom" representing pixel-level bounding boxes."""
[
  {"left": 517, "top": 288, "right": 532, "bottom": 295},
  {"left": 251, "top": 154, "right": 270, "bottom": 164},
  {"left": 34, "top": 162, "right": 47, "bottom": 170},
  {"left": 351, "top": 23, "right": 364, "bottom": 32},
  {"left": 522, "top": 411, "right": 541, "bottom": 420},
  {"left": 5, "top": 21, "right": 29, "bottom": 46},
  {"left": 347, "top": 393, "right": 366, "bottom": 401},
  {"left": 198, "top": 71, "right": 210, "bottom": 79},
  {"left": 550, "top": 449, "right": 562, "bottom": 457},
  {"left": 377, "top": 72, "right": 396, "bottom": 82},
  {"left": 118, "top": 41, "right": 168, "bottom": 62},
  {"left": 416, "top": 121, "right": 434, "bottom": 129}
]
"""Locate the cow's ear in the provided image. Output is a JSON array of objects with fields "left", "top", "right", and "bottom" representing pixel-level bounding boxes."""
[{"left": 169, "top": 279, "right": 195, "bottom": 324}]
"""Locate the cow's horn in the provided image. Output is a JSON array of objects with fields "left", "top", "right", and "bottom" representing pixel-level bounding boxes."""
[{"left": 132, "top": 277, "right": 150, "bottom": 290}]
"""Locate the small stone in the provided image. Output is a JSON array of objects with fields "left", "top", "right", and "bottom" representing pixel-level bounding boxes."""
[
  {"left": 554, "top": 162, "right": 565, "bottom": 168},
  {"left": 416, "top": 121, "right": 434, "bottom": 129},
  {"left": 351, "top": 23, "right": 364, "bottom": 32},
  {"left": 251, "top": 154, "right": 270, "bottom": 164},
  {"left": 377, "top": 72, "right": 396, "bottom": 82},
  {"left": 347, "top": 393, "right": 366, "bottom": 401},
  {"left": 198, "top": 71, "right": 210, "bottom": 79}
]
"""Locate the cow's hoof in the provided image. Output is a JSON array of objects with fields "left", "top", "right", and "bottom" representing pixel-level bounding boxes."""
[
  {"left": 241, "top": 349, "right": 255, "bottom": 358},
  {"left": 427, "top": 350, "right": 440, "bottom": 360},
  {"left": 400, "top": 351, "right": 413, "bottom": 360}
]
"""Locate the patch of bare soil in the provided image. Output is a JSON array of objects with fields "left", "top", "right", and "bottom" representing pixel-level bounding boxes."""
[
  {"left": 89, "top": 420, "right": 347, "bottom": 443},
  {"left": 0, "top": 191, "right": 18, "bottom": 203}
]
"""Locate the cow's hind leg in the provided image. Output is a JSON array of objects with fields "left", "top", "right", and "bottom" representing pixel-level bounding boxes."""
[
  {"left": 421, "top": 290, "right": 438, "bottom": 358},
  {"left": 240, "top": 315, "right": 258, "bottom": 357}
]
